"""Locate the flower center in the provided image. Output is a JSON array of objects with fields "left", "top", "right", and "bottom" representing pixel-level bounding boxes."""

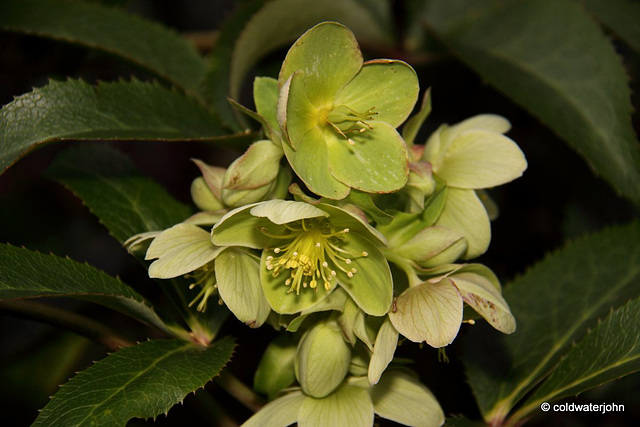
[
  {"left": 325, "top": 105, "right": 377, "bottom": 145},
  {"left": 186, "top": 262, "right": 217, "bottom": 312},
  {"left": 262, "top": 220, "right": 368, "bottom": 295}
]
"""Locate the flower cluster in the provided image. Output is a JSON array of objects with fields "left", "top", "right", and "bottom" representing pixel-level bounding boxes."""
[{"left": 127, "top": 22, "right": 527, "bottom": 427}]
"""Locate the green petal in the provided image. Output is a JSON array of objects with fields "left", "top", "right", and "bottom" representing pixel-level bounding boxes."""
[
  {"left": 222, "top": 140, "right": 283, "bottom": 190},
  {"left": 146, "top": 224, "right": 224, "bottom": 279},
  {"left": 190, "top": 176, "right": 224, "bottom": 211},
  {"left": 287, "top": 288, "right": 349, "bottom": 332},
  {"left": 191, "top": 159, "right": 225, "bottom": 200},
  {"left": 435, "top": 188, "right": 491, "bottom": 259},
  {"left": 434, "top": 130, "right": 527, "bottom": 189},
  {"left": 390, "top": 225, "right": 466, "bottom": 266},
  {"left": 335, "top": 233, "right": 393, "bottom": 316},
  {"left": 242, "top": 390, "right": 304, "bottom": 427},
  {"left": 371, "top": 370, "right": 445, "bottom": 427},
  {"left": 282, "top": 71, "right": 321, "bottom": 150},
  {"left": 334, "top": 59, "right": 419, "bottom": 128},
  {"left": 211, "top": 203, "right": 276, "bottom": 248},
  {"left": 319, "top": 203, "right": 387, "bottom": 245},
  {"left": 368, "top": 317, "right": 399, "bottom": 385},
  {"left": 389, "top": 278, "right": 463, "bottom": 347},
  {"left": 298, "top": 384, "right": 373, "bottom": 427},
  {"left": 250, "top": 199, "right": 328, "bottom": 224},
  {"left": 327, "top": 122, "right": 409, "bottom": 193},
  {"left": 295, "top": 321, "right": 351, "bottom": 398},
  {"left": 443, "top": 114, "right": 511, "bottom": 142},
  {"left": 215, "top": 248, "right": 270, "bottom": 328},
  {"left": 278, "top": 22, "right": 362, "bottom": 106},
  {"left": 254, "top": 76, "right": 281, "bottom": 137},
  {"left": 260, "top": 250, "right": 333, "bottom": 314},
  {"left": 451, "top": 267, "right": 515, "bottom": 334},
  {"left": 283, "top": 126, "right": 351, "bottom": 199}
]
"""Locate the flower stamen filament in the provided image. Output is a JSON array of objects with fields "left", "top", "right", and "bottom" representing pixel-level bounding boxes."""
[{"left": 262, "top": 220, "right": 368, "bottom": 295}]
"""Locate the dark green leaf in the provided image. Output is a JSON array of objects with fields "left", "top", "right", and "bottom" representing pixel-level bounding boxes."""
[
  {"left": 229, "top": 0, "right": 394, "bottom": 101},
  {"left": 0, "top": 244, "right": 189, "bottom": 339},
  {"left": 47, "top": 145, "right": 192, "bottom": 243},
  {"left": 0, "top": 0, "right": 206, "bottom": 94},
  {"left": 0, "top": 78, "right": 228, "bottom": 174},
  {"left": 33, "top": 338, "right": 235, "bottom": 426},
  {"left": 422, "top": 0, "right": 640, "bottom": 205},
  {"left": 511, "top": 297, "right": 640, "bottom": 423},
  {"left": 583, "top": 0, "right": 640, "bottom": 53},
  {"left": 462, "top": 220, "right": 640, "bottom": 424}
]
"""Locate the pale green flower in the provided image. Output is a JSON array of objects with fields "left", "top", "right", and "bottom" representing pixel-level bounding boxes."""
[
  {"left": 276, "top": 22, "right": 419, "bottom": 199},
  {"left": 211, "top": 200, "right": 393, "bottom": 316},
  {"left": 242, "top": 370, "right": 444, "bottom": 427},
  {"left": 142, "top": 223, "right": 271, "bottom": 328},
  {"left": 389, "top": 263, "right": 515, "bottom": 347},
  {"left": 421, "top": 114, "right": 527, "bottom": 258}
]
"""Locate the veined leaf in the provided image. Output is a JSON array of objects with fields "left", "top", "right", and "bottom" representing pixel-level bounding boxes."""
[
  {"left": 0, "top": 78, "right": 233, "bottom": 174},
  {"left": 47, "top": 145, "right": 230, "bottom": 341},
  {"left": 583, "top": 0, "right": 640, "bottom": 53},
  {"left": 229, "top": 0, "right": 394, "bottom": 101},
  {"left": 462, "top": 221, "right": 640, "bottom": 424},
  {"left": 422, "top": 0, "right": 640, "bottom": 205},
  {"left": 0, "top": 0, "right": 206, "bottom": 95},
  {"left": 511, "top": 297, "right": 640, "bottom": 423},
  {"left": 33, "top": 338, "right": 235, "bottom": 426},
  {"left": 47, "top": 145, "right": 192, "bottom": 243},
  {"left": 0, "top": 244, "right": 188, "bottom": 340}
]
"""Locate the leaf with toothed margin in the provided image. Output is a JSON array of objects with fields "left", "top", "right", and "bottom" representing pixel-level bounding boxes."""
[
  {"left": 0, "top": 244, "right": 190, "bottom": 341},
  {"left": 47, "top": 145, "right": 193, "bottom": 244},
  {"left": 33, "top": 338, "right": 235, "bottom": 426},
  {"left": 0, "top": 78, "right": 248, "bottom": 175}
]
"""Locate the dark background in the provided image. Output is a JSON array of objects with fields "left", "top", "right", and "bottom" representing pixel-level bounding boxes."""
[{"left": 1, "top": 1, "right": 638, "bottom": 425}]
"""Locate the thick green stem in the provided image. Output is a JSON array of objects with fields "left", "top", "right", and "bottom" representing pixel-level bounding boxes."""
[
  {"left": 215, "top": 371, "right": 266, "bottom": 413},
  {"left": 382, "top": 250, "right": 423, "bottom": 287},
  {"left": 0, "top": 299, "right": 133, "bottom": 351}
]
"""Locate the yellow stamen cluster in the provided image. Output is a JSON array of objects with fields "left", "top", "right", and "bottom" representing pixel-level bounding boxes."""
[
  {"left": 262, "top": 220, "right": 369, "bottom": 295},
  {"left": 326, "top": 105, "right": 377, "bottom": 145},
  {"left": 186, "top": 262, "right": 217, "bottom": 312}
]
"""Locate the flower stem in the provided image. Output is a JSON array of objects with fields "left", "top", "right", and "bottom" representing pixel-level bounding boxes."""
[
  {"left": 0, "top": 299, "right": 133, "bottom": 351},
  {"left": 214, "top": 371, "right": 266, "bottom": 413}
]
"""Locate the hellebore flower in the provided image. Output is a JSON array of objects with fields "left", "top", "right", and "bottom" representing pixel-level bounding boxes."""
[
  {"left": 211, "top": 200, "right": 392, "bottom": 316},
  {"left": 421, "top": 115, "right": 527, "bottom": 258},
  {"left": 142, "top": 223, "right": 271, "bottom": 328},
  {"left": 389, "top": 263, "right": 516, "bottom": 348},
  {"left": 242, "top": 370, "right": 444, "bottom": 427},
  {"left": 277, "top": 22, "right": 419, "bottom": 199}
]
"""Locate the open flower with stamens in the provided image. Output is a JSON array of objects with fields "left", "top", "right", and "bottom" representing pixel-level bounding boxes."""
[
  {"left": 276, "top": 22, "right": 419, "bottom": 199},
  {"left": 211, "top": 200, "right": 393, "bottom": 316}
]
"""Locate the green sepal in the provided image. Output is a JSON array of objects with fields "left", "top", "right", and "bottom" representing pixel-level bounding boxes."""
[{"left": 254, "top": 334, "right": 298, "bottom": 400}]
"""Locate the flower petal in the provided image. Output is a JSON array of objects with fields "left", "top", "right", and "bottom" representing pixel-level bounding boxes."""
[
  {"left": 371, "top": 370, "right": 445, "bottom": 427},
  {"left": 334, "top": 59, "right": 419, "bottom": 128},
  {"left": 368, "top": 318, "right": 399, "bottom": 385},
  {"left": 327, "top": 122, "right": 409, "bottom": 194},
  {"left": 435, "top": 188, "right": 491, "bottom": 259},
  {"left": 391, "top": 225, "right": 466, "bottom": 267},
  {"left": 434, "top": 130, "right": 527, "bottom": 189},
  {"left": 335, "top": 233, "right": 393, "bottom": 316},
  {"left": 451, "top": 265, "right": 515, "bottom": 334},
  {"left": 216, "top": 248, "right": 270, "bottom": 328},
  {"left": 146, "top": 224, "right": 224, "bottom": 279},
  {"left": 254, "top": 76, "right": 281, "bottom": 137},
  {"left": 389, "top": 278, "right": 463, "bottom": 347},
  {"left": 211, "top": 203, "right": 275, "bottom": 248},
  {"left": 283, "top": 125, "right": 351, "bottom": 199},
  {"left": 278, "top": 22, "right": 362, "bottom": 106},
  {"left": 298, "top": 384, "right": 374, "bottom": 427},
  {"left": 242, "top": 390, "right": 305, "bottom": 427},
  {"left": 250, "top": 199, "right": 328, "bottom": 224}
]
